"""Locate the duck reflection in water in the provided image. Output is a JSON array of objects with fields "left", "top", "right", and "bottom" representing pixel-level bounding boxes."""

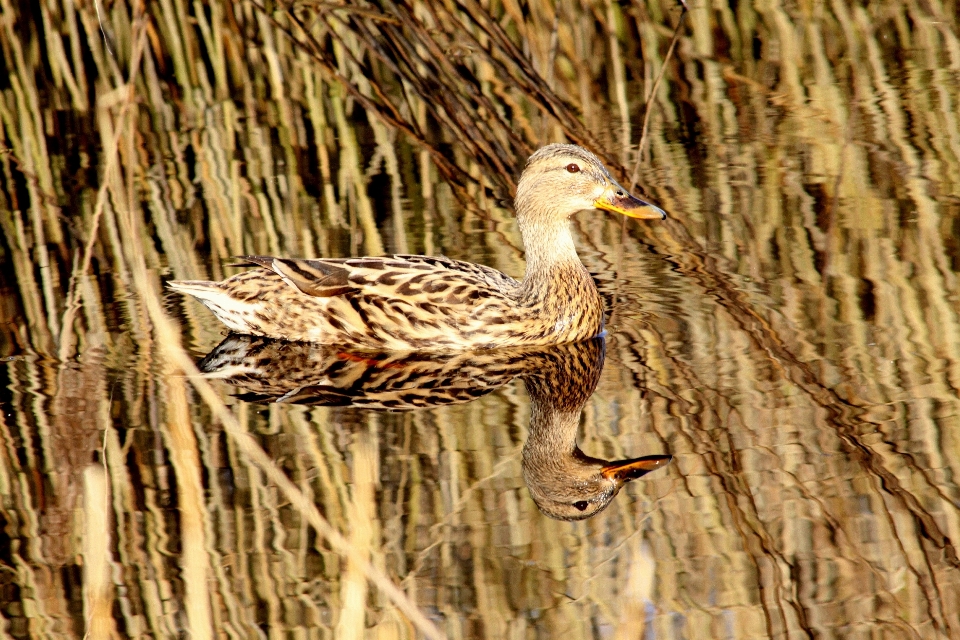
[{"left": 198, "top": 335, "right": 671, "bottom": 520}]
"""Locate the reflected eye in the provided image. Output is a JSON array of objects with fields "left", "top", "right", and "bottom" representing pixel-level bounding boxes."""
[
  {"left": 566, "top": 163, "right": 581, "bottom": 173},
  {"left": 573, "top": 501, "right": 589, "bottom": 511}
]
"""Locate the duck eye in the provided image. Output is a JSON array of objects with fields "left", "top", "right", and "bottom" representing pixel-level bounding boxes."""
[
  {"left": 566, "top": 163, "right": 580, "bottom": 173},
  {"left": 616, "top": 190, "right": 624, "bottom": 196},
  {"left": 573, "top": 500, "right": 589, "bottom": 511}
]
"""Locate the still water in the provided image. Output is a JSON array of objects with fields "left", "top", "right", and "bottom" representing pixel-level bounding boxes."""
[{"left": 1, "top": 0, "right": 959, "bottom": 638}]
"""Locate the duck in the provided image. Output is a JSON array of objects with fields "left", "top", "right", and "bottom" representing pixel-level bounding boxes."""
[
  {"left": 168, "top": 144, "right": 666, "bottom": 351},
  {"left": 198, "top": 334, "right": 672, "bottom": 520}
]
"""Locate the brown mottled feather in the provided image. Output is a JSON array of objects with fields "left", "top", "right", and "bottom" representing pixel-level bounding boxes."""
[{"left": 196, "top": 333, "right": 603, "bottom": 409}]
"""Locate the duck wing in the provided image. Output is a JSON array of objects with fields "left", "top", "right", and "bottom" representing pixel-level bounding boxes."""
[
  {"left": 235, "top": 255, "right": 354, "bottom": 297},
  {"left": 195, "top": 254, "right": 526, "bottom": 348},
  {"left": 236, "top": 254, "right": 518, "bottom": 301}
]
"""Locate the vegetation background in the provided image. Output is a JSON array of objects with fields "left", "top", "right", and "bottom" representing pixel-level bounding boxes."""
[{"left": 0, "top": 0, "right": 958, "bottom": 637}]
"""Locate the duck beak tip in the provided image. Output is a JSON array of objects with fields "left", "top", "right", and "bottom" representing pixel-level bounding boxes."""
[
  {"left": 595, "top": 191, "right": 667, "bottom": 221},
  {"left": 601, "top": 454, "right": 673, "bottom": 482}
]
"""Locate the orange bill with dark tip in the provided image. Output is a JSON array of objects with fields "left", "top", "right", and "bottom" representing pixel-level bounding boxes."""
[
  {"left": 594, "top": 185, "right": 667, "bottom": 220},
  {"left": 601, "top": 454, "right": 672, "bottom": 482}
]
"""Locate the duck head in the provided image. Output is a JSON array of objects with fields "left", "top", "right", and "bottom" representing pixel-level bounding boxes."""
[
  {"left": 523, "top": 447, "right": 672, "bottom": 521},
  {"left": 514, "top": 144, "right": 667, "bottom": 223}
]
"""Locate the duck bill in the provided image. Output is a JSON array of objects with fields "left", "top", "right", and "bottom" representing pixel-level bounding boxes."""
[
  {"left": 594, "top": 185, "right": 667, "bottom": 220},
  {"left": 601, "top": 455, "right": 672, "bottom": 484}
]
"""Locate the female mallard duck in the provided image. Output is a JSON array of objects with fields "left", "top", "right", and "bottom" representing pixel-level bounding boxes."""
[{"left": 169, "top": 144, "right": 665, "bottom": 350}]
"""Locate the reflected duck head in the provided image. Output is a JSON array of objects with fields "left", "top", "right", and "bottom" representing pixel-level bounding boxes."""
[
  {"left": 523, "top": 447, "right": 672, "bottom": 521},
  {"left": 514, "top": 144, "right": 666, "bottom": 225}
]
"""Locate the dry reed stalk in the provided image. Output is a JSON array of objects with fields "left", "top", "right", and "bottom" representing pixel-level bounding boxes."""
[
  {"left": 162, "top": 370, "right": 214, "bottom": 640},
  {"left": 0, "top": 0, "right": 62, "bottom": 247},
  {"left": 82, "top": 466, "right": 119, "bottom": 639},
  {"left": 58, "top": 4, "right": 149, "bottom": 361},
  {"left": 611, "top": 539, "right": 654, "bottom": 640},
  {"left": 335, "top": 426, "right": 378, "bottom": 638},
  {"left": 303, "top": 66, "right": 349, "bottom": 231},
  {"left": 604, "top": 0, "right": 631, "bottom": 165},
  {"left": 329, "top": 84, "right": 386, "bottom": 256},
  {"left": 630, "top": 3, "right": 687, "bottom": 188},
  {"left": 0, "top": 206, "right": 54, "bottom": 353}
]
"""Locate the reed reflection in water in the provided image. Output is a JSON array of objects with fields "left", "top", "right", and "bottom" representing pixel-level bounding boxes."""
[{"left": 0, "top": 0, "right": 959, "bottom": 637}]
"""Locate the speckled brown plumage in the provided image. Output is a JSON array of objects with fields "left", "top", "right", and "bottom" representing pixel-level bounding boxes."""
[
  {"left": 197, "top": 332, "right": 600, "bottom": 408},
  {"left": 169, "top": 144, "right": 665, "bottom": 351}
]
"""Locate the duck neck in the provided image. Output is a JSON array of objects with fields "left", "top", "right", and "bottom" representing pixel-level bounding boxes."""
[
  {"left": 521, "top": 376, "right": 603, "bottom": 473},
  {"left": 522, "top": 393, "right": 579, "bottom": 469},
  {"left": 517, "top": 216, "right": 592, "bottom": 299},
  {"left": 518, "top": 215, "right": 579, "bottom": 272}
]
